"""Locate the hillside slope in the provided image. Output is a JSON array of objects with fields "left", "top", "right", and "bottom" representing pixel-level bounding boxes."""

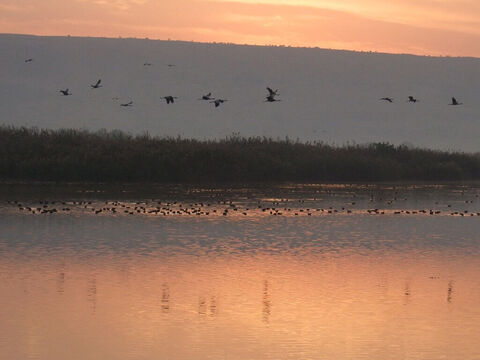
[{"left": 0, "top": 34, "right": 479, "bottom": 151}]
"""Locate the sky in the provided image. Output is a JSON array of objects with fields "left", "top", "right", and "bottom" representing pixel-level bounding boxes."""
[{"left": 1, "top": 0, "right": 480, "bottom": 57}]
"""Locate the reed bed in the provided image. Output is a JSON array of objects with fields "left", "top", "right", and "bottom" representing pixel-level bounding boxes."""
[{"left": 1, "top": 126, "right": 479, "bottom": 182}]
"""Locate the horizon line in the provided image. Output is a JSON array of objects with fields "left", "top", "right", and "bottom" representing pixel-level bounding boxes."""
[{"left": 2, "top": 32, "right": 479, "bottom": 60}]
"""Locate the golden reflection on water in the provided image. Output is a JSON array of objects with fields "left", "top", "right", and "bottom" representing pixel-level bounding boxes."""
[
  {"left": 1, "top": 250, "right": 480, "bottom": 360},
  {"left": 1, "top": 183, "right": 480, "bottom": 359}
]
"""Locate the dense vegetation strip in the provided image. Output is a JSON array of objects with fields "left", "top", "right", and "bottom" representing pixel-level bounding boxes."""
[{"left": 1, "top": 126, "right": 479, "bottom": 182}]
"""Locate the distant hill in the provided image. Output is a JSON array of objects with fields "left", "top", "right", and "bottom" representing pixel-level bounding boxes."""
[{"left": 0, "top": 34, "right": 479, "bottom": 151}]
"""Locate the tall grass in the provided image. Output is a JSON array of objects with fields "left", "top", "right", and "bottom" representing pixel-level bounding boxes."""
[{"left": 1, "top": 126, "right": 479, "bottom": 182}]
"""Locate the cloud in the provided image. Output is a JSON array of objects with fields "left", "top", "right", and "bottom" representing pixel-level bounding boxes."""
[
  {"left": 1, "top": 0, "right": 479, "bottom": 57},
  {"left": 75, "top": 0, "right": 148, "bottom": 11}
]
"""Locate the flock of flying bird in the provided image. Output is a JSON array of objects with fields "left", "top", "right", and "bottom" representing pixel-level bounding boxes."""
[
  {"left": 24, "top": 57, "right": 465, "bottom": 108},
  {"left": 58, "top": 75, "right": 281, "bottom": 107},
  {"left": 380, "top": 95, "right": 463, "bottom": 106}
]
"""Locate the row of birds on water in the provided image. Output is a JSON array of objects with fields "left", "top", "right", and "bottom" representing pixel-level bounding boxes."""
[
  {"left": 7, "top": 197, "right": 479, "bottom": 217},
  {"left": 24, "top": 57, "right": 466, "bottom": 107}
]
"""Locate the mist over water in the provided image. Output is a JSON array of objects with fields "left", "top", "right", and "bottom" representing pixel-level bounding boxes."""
[{"left": 0, "top": 184, "right": 479, "bottom": 359}]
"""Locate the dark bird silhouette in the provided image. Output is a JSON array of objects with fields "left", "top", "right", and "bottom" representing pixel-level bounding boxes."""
[
  {"left": 265, "top": 95, "right": 281, "bottom": 102},
  {"left": 449, "top": 97, "right": 463, "bottom": 105},
  {"left": 210, "top": 99, "right": 228, "bottom": 107},
  {"left": 407, "top": 96, "right": 418, "bottom": 103},
  {"left": 120, "top": 101, "right": 133, "bottom": 107},
  {"left": 267, "top": 87, "right": 279, "bottom": 97},
  {"left": 163, "top": 96, "right": 178, "bottom": 104},
  {"left": 59, "top": 89, "right": 71, "bottom": 96},
  {"left": 380, "top": 97, "right": 393, "bottom": 103},
  {"left": 90, "top": 79, "right": 102, "bottom": 89},
  {"left": 143, "top": 62, "right": 152, "bottom": 66},
  {"left": 199, "top": 92, "right": 213, "bottom": 100},
  {"left": 25, "top": 58, "right": 33, "bottom": 63}
]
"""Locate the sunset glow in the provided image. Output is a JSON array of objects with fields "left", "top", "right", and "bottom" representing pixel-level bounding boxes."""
[{"left": 1, "top": 0, "right": 480, "bottom": 57}]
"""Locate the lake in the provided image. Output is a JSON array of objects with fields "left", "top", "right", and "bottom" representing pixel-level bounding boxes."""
[{"left": 0, "top": 183, "right": 479, "bottom": 360}]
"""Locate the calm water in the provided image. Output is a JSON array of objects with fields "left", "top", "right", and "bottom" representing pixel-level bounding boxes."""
[{"left": 0, "top": 184, "right": 479, "bottom": 360}]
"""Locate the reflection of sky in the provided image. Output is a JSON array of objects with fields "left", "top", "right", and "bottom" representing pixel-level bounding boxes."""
[
  {"left": 1, "top": 0, "right": 480, "bottom": 56},
  {"left": 1, "top": 186, "right": 480, "bottom": 359},
  {"left": 1, "top": 240, "right": 480, "bottom": 359}
]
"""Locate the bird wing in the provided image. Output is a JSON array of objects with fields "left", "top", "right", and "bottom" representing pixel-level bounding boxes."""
[
  {"left": 96, "top": 79, "right": 101, "bottom": 86},
  {"left": 267, "top": 87, "right": 274, "bottom": 95}
]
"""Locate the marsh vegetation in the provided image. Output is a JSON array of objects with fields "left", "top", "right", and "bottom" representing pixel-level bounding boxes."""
[{"left": 1, "top": 126, "right": 479, "bottom": 182}]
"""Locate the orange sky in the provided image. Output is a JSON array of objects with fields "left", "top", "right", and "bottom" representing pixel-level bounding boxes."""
[{"left": 1, "top": 0, "right": 480, "bottom": 57}]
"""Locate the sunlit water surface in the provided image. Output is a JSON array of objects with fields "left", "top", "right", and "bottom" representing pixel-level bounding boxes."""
[{"left": 0, "top": 184, "right": 479, "bottom": 360}]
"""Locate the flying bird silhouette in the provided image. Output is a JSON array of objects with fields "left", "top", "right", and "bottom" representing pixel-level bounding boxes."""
[
  {"left": 199, "top": 92, "right": 214, "bottom": 101},
  {"left": 267, "top": 87, "right": 279, "bottom": 97},
  {"left": 24, "top": 58, "right": 33, "bottom": 63},
  {"left": 163, "top": 96, "right": 178, "bottom": 104},
  {"left": 449, "top": 97, "right": 463, "bottom": 105},
  {"left": 90, "top": 79, "right": 102, "bottom": 89},
  {"left": 407, "top": 96, "right": 418, "bottom": 103},
  {"left": 380, "top": 97, "right": 393, "bottom": 103},
  {"left": 120, "top": 101, "right": 133, "bottom": 107},
  {"left": 265, "top": 95, "right": 281, "bottom": 102},
  {"left": 210, "top": 99, "right": 228, "bottom": 107},
  {"left": 59, "top": 89, "right": 71, "bottom": 96}
]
